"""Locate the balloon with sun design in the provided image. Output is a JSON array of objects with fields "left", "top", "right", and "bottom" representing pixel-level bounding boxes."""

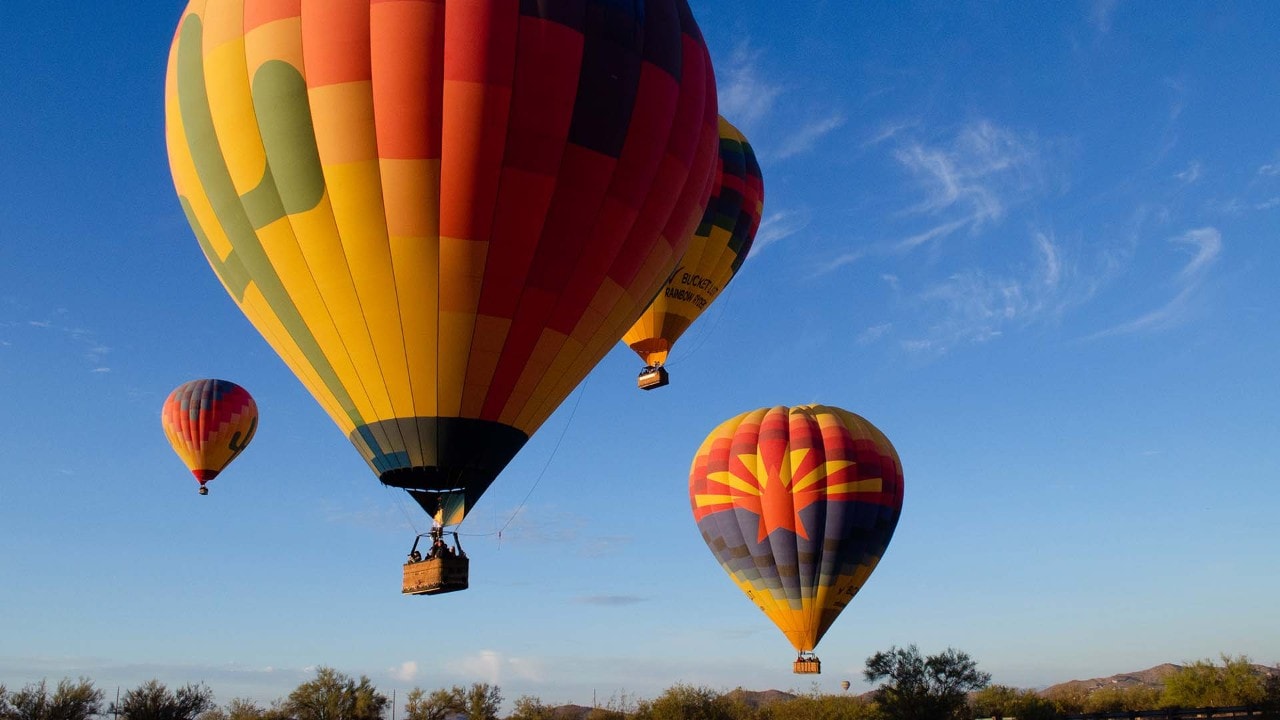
[{"left": 688, "top": 404, "right": 904, "bottom": 672}]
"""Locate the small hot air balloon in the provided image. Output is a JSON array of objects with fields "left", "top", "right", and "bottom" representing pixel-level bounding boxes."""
[
  {"left": 623, "top": 116, "right": 763, "bottom": 389},
  {"left": 841, "top": 680, "right": 851, "bottom": 692},
  {"left": 689, "top": 404, "right": 904, "bottom": 673},
  {"left": 162, "top": 379, "right": 258, "bottom": 495},
  {"left": 166, "top": 0, "right": 719, "bottom": 592}
]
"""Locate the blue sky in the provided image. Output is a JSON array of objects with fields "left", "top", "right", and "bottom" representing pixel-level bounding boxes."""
[{"left": 2, "top": 0, "right": 1278, "bottom": 712}]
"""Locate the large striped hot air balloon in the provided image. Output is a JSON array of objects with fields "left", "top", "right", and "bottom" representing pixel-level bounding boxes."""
[
  {"left": 689, "top": 405, "right": 904, "bottom": 673},
  {"left": 165, "top": 1, "right": 719, "bottom": 539},
  {"left": 162, "top": 379, "right": 258, "bottom": 495},
  {"left": 624, "top": 116, "right": 763, "bottom": 389}
]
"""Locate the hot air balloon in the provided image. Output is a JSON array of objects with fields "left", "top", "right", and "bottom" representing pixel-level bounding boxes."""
[
  {"left": 689, "top": 404, "right": 904, "bottom": 673},
  {"left": 166, "top": 1, "right": 719, "bottom": 592},
  {"left": 840, "top": 680, "right": 851, "bottom": 692},
  {"left": 162, "top": 379, "right": 258, "bottom": 495},
  {"left": 623, "top": 116, "right": 763, "bottom": 390}
]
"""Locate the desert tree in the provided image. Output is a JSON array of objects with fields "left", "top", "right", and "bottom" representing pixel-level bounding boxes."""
[
  {"left": 971, "top": 685, "right": 1059, "bottom": 720},
  {"left": 113, "top": 681, "right": 214, "bottom": 720},
  {"left": 505, "top": 696, "right": 556, "bottom": 720},
  {"left": 630, "top": 684, "right": 737, "bottom": 720},
  {"left": 1161, "top": 655, "right": 1268, "bottom": 709},
  {"left": 0, "top": 678, "right": 104, "bottom": 720},
  {"left": 863, "top": 645, "right": 991, "bottom": 720},
  {"left": 284, "top": 668, "right": 386, "bottom": 720}
]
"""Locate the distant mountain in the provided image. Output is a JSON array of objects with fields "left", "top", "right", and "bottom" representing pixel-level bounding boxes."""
[
  {"left": 536, "top": 663, "right": 1279, "bottom": 718},
  {"left": 1042, "top": 663, "right": 1185, "bottom": 695},
  {"left": 721, "top": 688, "right": 800, "bottom": 708},
  {"left": 1041, "top": 662, "right": 1279, "bottom": 697}
]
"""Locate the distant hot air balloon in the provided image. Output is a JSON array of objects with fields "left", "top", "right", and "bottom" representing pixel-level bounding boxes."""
[
  {"left": 623, "top": 116, "right": 763, "bottom": 389},
  {"left": 841, "top": 680, "right": 851, "bottom": 692},
  {"left": 689, "top": 405, "right": 904, "bottom": 673},
  {"left": 166, "top": 1, "right": 719, "bottom": 589},
  {"left": 162, "top": 379, "right": 258, "bottom": 495}
]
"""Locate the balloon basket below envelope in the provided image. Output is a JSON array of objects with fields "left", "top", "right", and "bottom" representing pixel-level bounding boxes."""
[
  {"left": 403, "top": 557, "right": 469, "bottom": 596},
  {"left": 637, "top": 366, "right": 670, "bottom": 390},
  {"left": 793, "top": 657, "right": 821, "bottom": 674}
]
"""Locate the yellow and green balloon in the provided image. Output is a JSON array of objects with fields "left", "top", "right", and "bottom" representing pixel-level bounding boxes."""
[{"left": 166, "top": 0, "right": 719, "bottom": 525}]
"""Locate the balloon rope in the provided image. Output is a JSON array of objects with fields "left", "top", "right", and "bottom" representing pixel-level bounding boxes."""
[
  {"left": 457, "top": 371, "right": 592, "bottom": 538},
  {"left": 390, "top": 486, "right": 421, "bottom": 535}
]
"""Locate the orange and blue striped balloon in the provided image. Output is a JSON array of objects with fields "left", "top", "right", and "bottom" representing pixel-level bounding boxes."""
[
  {"left": 690, "top": 405, "right": 903, "bottom": 656},
  {"left": 162, "top": 379, "right": 258, "bottom": 494}
]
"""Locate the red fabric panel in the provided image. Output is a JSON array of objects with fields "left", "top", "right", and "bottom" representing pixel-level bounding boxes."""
[
  {"left": 442, "top": 0, "right": 518, "bottom": 85},
  {"left": 371, "top": 0, "right": 444, "bottom": 160},
  {"left": 438, "top": 1, "right": 517, "bottom": 242},
  {"left": 301, "top": 1, "right": 372, "bottom": 87}
]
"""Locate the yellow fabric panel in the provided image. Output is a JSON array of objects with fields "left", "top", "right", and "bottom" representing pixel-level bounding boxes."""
[
  {"left": 438, "top": 236, "right": 486, "bottom": 312},
  {"left": 436, "top": 311, "right": 475, "bottom": 417},
  {"left": 387, "top": 233, "right": 440, "bottom": 418},
  {"left": 243, "top": 14, "right": 303, "bottom": 72},
  {"left": 285, "top": 200, "right": 385, "bottom": 423},
  {"left": 201, "top": 18, "right": 262, "bottom": 192},
  {"left": 379, "top": 158, "right": 440, "bottom": 238},
  {"left": 309, "top": 82, "right": 379, "bottom": 165},
  {"left": 201, "top": 0, "right": 242, "bottom": 48},
  {"left": 318, "top": 159, "right": 412, "bottom": 420},
  {"left": 238, "top": 285, "right": 345, "bottom": 432},
  {"left": 197, "top": 2, "right": 356, "bottom": 428},
  {"left": 380, "top": 158, "right": 441, "bottom": 417},
  {"left": 729, "top": 569, "right": 813, "bottom": 652},
  {"left": 253, "top": 218, "right": 352, "bottom": 428},
  {"left": 459, "top": 314, "right": 511, "bottom": 418}
]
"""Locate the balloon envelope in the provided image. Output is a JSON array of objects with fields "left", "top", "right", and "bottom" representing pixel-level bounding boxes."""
[
  {"left": 162, "top": 379, "right": 258, "bottom": 489},
  {"left": 689, "top": 404, "right": 904, "bottom": 652},
  {"left": 166, "top": 1, "right": 718, "bottom": 525},
  {"left": 624, "top": 116, "right": 763, "bottom": 368}
]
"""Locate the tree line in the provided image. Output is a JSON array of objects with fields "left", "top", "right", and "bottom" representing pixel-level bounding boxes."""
[{"left": 2, "top": 650, "right": 1277, "bottom": 720}]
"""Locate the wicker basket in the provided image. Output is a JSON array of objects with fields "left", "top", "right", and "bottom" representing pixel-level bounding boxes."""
[
  {"left": 402, "top": 556, "right": 469, "bottom": 596},
  {"left": 793, "top": 658, "right": 822, "bottom": 674}
]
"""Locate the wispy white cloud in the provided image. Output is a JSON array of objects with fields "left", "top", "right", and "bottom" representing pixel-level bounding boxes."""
[
  {"left": 772, "top": 114, "right": 846, "bottom": 160},
  {"left": 454, "top": 651, "right": 544, "bottom": 685},
  {"left": 891, "top": 120, "right": 1042, "bottom": 250},
  {"left": 717, "top": 42, "right": 783, "bottom": 128},
  {"left": 899, "top": 231, "right": 1083, "bottom": 354},
  {"left": 1175, "top": 161, "right": 1201, "bottom": 184},
  {"left": 1172, "top": 226, "right": 1221, "bottom": 281},
  {"left": 718, "top": 39, "right": 846, "bottom": 163},
  {"left": 388, "top": 661, "right": 418, "bottom": 683},
  {"left": 21, "top": 315, "right": 111, "bottom": 372},
  {"left": 896, "top": 216, "right": 973, "bottom": 251},
  {"left": 857, "top": 323, "right": 892, "bottom": 344},
  {"left": 748, "top": 209, "right": 809, "bottom": 255},
  {"left": 865, "top": 120, "right": 919, "bottom": 148},
  {"left": 1258, "top": 161, "right": 1280, "bottom": 176},
  {"left": 1089, "top": 227, "right": 1221, "bottom": 338},
  {"left": 810, "top": 249, "right": 866, "bottom": 277},
  {"left": 1090, "top": 0, "right": 1120, "bottom": 33}
]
